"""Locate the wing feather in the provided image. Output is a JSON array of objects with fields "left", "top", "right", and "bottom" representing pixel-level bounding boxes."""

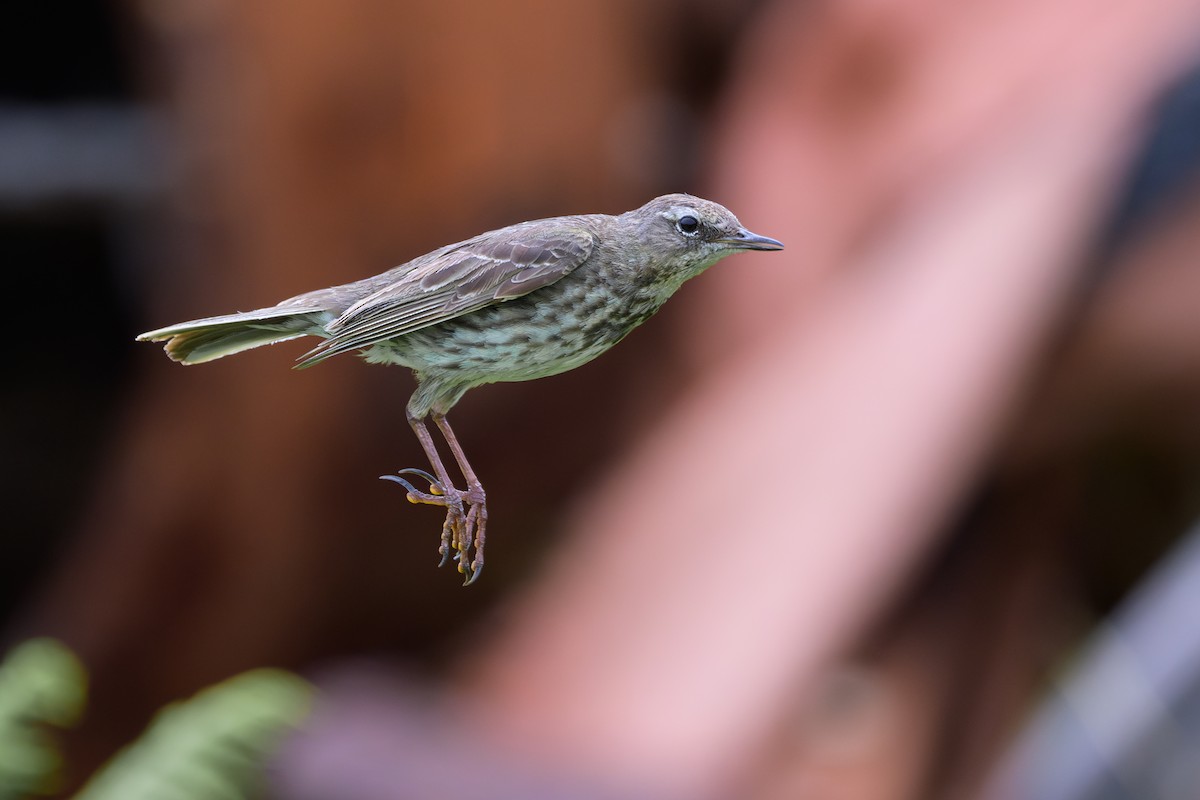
[{"left": 296, "top": 223, "right": 594, "bottom": 367}]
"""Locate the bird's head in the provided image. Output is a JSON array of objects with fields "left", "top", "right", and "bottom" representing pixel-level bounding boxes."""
[{"left": 623, "top": 193, "right": 783, "bottom": 282}]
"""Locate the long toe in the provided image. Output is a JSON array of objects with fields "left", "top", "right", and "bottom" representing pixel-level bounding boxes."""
[
  {"left": 466, "top": 506, "right": 486, "bottom": 586},
  {"left": 381, "top": 473, "right": 451, "bottom": 505},
  {"left": 437, "top": 511, "right": 456, "bottom": 567}
]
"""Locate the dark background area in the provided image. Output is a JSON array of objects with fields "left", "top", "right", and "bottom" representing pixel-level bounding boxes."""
[{"left": 0, "top": 1, "right": 143, "bottom": 629}]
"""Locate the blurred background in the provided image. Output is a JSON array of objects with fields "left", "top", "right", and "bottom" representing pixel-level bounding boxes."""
[{"left": 3, "top": 1, "right": 1200, "bottom": 798}]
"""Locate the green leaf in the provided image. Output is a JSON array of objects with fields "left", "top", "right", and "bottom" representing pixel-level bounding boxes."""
[
  {"left": 0, "top": 638, "right": 88, "bottom": 798},
  {"left": 74, "top": 669, "right": 312, "bottom": 800}
]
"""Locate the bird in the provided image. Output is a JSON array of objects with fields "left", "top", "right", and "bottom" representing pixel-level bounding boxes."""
[{"left": 137, "top": 193, "right": 783, "bottom": 584}]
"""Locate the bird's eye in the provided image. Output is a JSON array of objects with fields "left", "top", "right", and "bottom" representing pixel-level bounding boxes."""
[{"left": 677, "top": 215, "right": 700, "bottom": 235}]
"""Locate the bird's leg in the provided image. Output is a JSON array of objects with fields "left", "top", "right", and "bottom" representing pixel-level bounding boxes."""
[
  {"left": 381, "top": 413, "right": 471, "bottom": 575},
  {"left": 432, "top": 412, "right": 487, "bottom": 583}
]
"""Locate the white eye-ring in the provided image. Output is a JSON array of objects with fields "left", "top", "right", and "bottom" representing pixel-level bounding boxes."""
[{"left": 676, "top": 213, "right": 700, "bottom": 235}]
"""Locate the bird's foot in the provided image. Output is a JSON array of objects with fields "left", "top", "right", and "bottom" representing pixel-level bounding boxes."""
[{"left": 381, "top": 471, "right": 487, "bottom": 585}]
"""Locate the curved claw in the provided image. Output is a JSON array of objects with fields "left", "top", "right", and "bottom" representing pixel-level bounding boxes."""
[
  {"left": 379, "top": 473, "right": 420, "bottom": 493},
  {"left": 394, "top": 467, "right": 438, "bottom": 484},
  {"left": 380, "top": 474, "right": 444, "bottom": 504},
  {"left": 391, "top": 467, "right": 443, "bottom": 495},
  {"left": 462, "top": 561, "right": 483, "bottom": 586}
]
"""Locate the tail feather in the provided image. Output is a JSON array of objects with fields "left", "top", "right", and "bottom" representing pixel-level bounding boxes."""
[{"left": 136, "top": 307, "right": 327, "bottom": 365}]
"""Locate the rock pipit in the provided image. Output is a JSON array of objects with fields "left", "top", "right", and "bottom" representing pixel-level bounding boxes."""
[{"left": 138, "top": 194, "right": 783, "bottom": 583}]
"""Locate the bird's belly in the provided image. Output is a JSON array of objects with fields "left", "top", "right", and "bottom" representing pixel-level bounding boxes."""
[{"left": 365, "top": 309, "right": 640, "bottom": 384}]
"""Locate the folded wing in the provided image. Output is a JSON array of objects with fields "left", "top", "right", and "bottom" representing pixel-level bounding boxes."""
[{"left": 296, "top": 223, "right": 595, "bottom": 367}]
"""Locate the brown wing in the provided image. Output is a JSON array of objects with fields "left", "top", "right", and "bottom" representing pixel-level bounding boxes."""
[{"left": 296, "top": 221, "right": 595, "bottom": 367}]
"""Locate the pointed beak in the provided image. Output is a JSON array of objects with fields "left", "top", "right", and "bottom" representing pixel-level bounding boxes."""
[{"left": 718, "top": 227, "right": 784, "bottom": 251}]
